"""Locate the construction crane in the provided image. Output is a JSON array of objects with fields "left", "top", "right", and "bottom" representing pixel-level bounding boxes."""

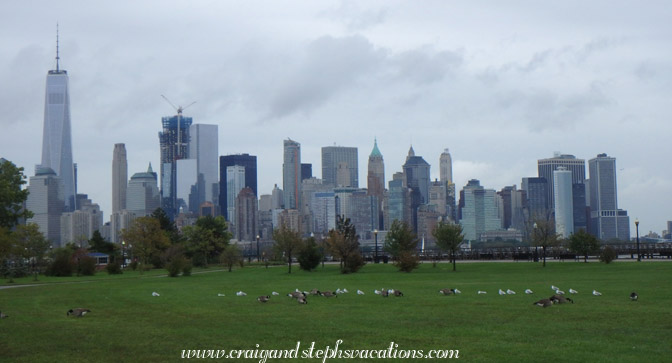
[{"left": 161, "top": 95, "right": 196, "bottom": 159}]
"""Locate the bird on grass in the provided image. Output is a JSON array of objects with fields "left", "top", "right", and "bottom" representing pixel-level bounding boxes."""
[
  {"left": 381, "top": 290, "right": 389, "bottom": 297},
  {"left": 297, "top": 297, "right": 307, "bottom": 304},
  {"left": 453, "top": 288, "right": 461, "bottom": 294},
  {"left": 257, "top": 296, "right": 270, "bottom": 303},
  {"left": 152, "top": 292, "right": 160, "bottom": 297},
  {"left": 592, "top": 290, "right": 602, "bottom": 296},
  {"left": 374, "top": 289, "right": 382, "bottom": 295},
  {"left": 217, "top": 293, "right": 226, "bottom": 297},
  {"left": 477, "top": 291, "right": 487, "bottom": 295},
  {"left": 551, "top": 285, "right": 559, "bottom": 291},
  {"left": 0, "top": 311, "right": 8, "bottom": 319},
  {"left": 630, "top": 292, "right": 638, "bottom": 301},
  {"left": 525, "top": 289, "right": 534, "bottom": 294},
  {"left": 569, "top": 288, "right": 578, "bottom": 294},
  {"left": 393, "top": 290, "right": 404, "bottom": 297},
  {"left": 271, "top": 292, "right": 280, "bottom": 296},
  {"left": 67, "top": 308, "right": 91, "bottom": 317},
  {"left": 506, "top": 289, "right": 516, "bottom": 295},
  {"left": 550, "top": 294, "right": 574, "bottom": 304},
  {"left": 357, "top": 290, "right": 365, "bottom": 295},
  {"left": 498, "top": 289, "right": 507, "bottom": 296},
  {"left": 321, "top": 291, "right": 337, "bottom": 298},
  {"left": 533, "top": 299, "right": 554, "bottom": 308},
  {"left": 439, "top": 288, "right": 454, "bottom": 295},
  {"left": 287, "top": 291, "right": 305, "bottom": 299},
  {"left": 555, "top": 290, "right": 565, "bottom": 295},
  {"left": 236, "top": 291, "right": 247, "bottom": 296}
]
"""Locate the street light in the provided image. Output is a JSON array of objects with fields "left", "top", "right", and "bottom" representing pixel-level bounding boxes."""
[
  {"left": 635, "top": 218, "right": 641, "bottom": 262},
  {"left": 374, "top": 229, "right": 379, "bottom": 263},
  {"left": 533, "top": 223, "right": 539, "bottom": 263},
  {"left": 256, "top": 235, "right": 260, "bottom": 262}
]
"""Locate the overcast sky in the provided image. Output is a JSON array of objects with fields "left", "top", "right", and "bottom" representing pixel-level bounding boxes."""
[{"left": 2, "top": 1, "right": 671, "bottom": 236}]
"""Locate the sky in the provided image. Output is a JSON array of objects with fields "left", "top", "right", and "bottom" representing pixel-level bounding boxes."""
[{"left": 2, "top": 0, "right": 671, "bottom": 237}]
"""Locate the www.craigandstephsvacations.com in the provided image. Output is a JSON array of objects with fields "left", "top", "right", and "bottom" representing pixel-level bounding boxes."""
[{"left": 181, "top": 340, "right": 459, "bottom": 361}]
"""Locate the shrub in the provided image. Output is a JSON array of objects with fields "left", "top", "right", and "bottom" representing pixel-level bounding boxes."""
[
  {"left": 166, "top": 256, "right": 185, "bottom": 277},
  {"left": 600, "top": 246, "right": 617, "bottom": 264},
  {"left": 343, "top": 251, "right": 365, "bottom": 274},
  {"left": 182, "top": 260, "right": 192, "bottom": 276},
  {"left": 395, "top": 251, "right": 420, "bottom": 273},
  {"left": 45, "top": 254, "right": 74, "bottom": 277},
  {"left": 77, "top": 256, "right": 97, "bottom": 276},
  {"left": 129, "top": 260, "right": 138, "bottom": 271},
  {"left": 106, "top": 261, "right": 123, "bottom": 275},
  {"left": 298, "top": 241, "right": 322, "bottom": 271}
]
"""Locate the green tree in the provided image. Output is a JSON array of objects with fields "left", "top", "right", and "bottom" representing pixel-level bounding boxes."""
[
  {"left": 298, "top": 236, "right": 322, "bottom": 271},
  {"left": 384, "top": 220, "right": 420, "bottom": 272},
  {"left": 88, "top": 230, "right": 118, "bottom": 260},
  {"left": 150, "top": 207, "right": 180, "bottom": 243},
  {"left": 121, "top": 217, "right": 170, "bottom": 272},
  {"left": 531, "top": 218, "right": 560, "bottom": 267},
  {"left": 13, "top": 223, "right": 50, "bottom": 280},
  {"left": 326, "top": 216, "right": 364, "bottom": 273},
  {"left": 272, "top": 224, "right": 303, "bottom": 274},
  {"left": 432, "top": 221, "right": 464, "bottom": 272},
  {"left": 182, "top": 225, "right": 214, "bottom": 267},
  {"left": 569, "top": 229, "right": 600, "bottom": 263},
  {"left": 219, "top": 244, "right": 242, "bottom": 272},
  {"left": 0, "top": 160, "right": 33, "bottom": 229},
  {"left": 193, "top": 215, "right": 231, "bottom": 263}
]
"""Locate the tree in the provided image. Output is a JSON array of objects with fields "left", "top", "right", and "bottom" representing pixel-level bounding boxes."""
[
  {"left": 13, "top": 223, "right": 50, "bottom": 280},
  {"left": 150, "top": 207, "right": 180, "bottom": 243},
  {"left": 272, "top": 224, "right": 303, "bottom": 274},
  {"left": 191, "top": 215, "right": 231, "bottom": 264},
  {"left": 0, "top": 159, "right": 33, "bottom": 229},
  {"left": 182, "top": 225, "right": 215, "bottom": 267},
  {"left": 326, "top": 216, "right": 364, "bottom": 274},
  {"left": 432, "top": 221, "right": 464, "bottom": 272},
  {"left": 88, "top": 230, "right": 118, "bottom": 261},
  {"left": 298, "top": 236, "right": 322, "bottom": 272},
  {"left": 569, "top": 229, "right": 600, "bottom": 263},
  {"left": 531, "top": 218, "right": 560, "bottom": 267},
  {"left": 384, "top": 220, "right": 420, "bottom": 272},
  {"left": 220, "top": 244, "right": 242, "bottom": 272},
  {"left": 121, "top": 216, "right": 170, "bottom": 272}
]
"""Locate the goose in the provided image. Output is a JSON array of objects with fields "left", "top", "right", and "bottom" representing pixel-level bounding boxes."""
[
  {"left": 321, "top": 291, "right": 337, "bottom": 298},
  {"left": 381, "top": 289, "right": 390, "bottom": 297},
  {"left": 236, "top": 291, "right": 247, "bottom": 296},
  {"left": 525, "top": 289, "right": 534, "bottom": 294},
  {"left": 569, "top": 288, "right": 578, "bottom": 294},
  {"left": 550, "top": 294, "right": 574, "bottom": 304},
  {"left": 271, "top": 292, "right": 280, "bottom": 296},
  {"left": 498, "top": 289, "right": 507, "bottom": 295},
  {"left": 288, "top": 291, "right": 305, "bottom": 299},
  {"left": 309, "top": 289, "right": 321, "bottom": 296},
  {"left": 357, "top": 290, "right": 365, "bottom": 295},
  {"left": 67, "top": 308, "right": 91, "bottom": 317},
  {"left": 0, "top": 311, "right": 8, "bottom": 319},
  {"left": 630, "top": 292, "right": 638, "bottom": 301},
  {"left": 217, "top": 293, "right": 226, "bottom": 297},
  {"left": 257, "top": 295, "right": 270, "bottom": 303},
  {"left": 592, "top": 290, "right": 602, "bottom": 296},
  {"left": 533, "top": 299, "right": 554, "bottom": 308},
  {"left": 393, "top": 290, "right": 404, "bottom": 297},
  {"left": 374, "top": 289, "right": 382, "bottom": 295},
  {"left": 152, "top": 292, "right": 160, "bottom": 297},
  {"left": 506, "top": 289, "right": 516, "bottom": 295},
  {"left": 477, "top": 290, "right": 487, "bottom": 294},
  {"left": 551, "top": 285, "right": 559, "bottom": 291},
  {"left": 297, "top": 297, "right": 307, "bottom": 304},
  {"left": 439, "top": 288, "right": 454, "bottom": 295}
]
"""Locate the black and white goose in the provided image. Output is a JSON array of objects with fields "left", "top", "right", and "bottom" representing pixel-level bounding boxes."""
[
  {"left": 257, "top": 295, "right": 270, "bottom": 303},
  {"left": 533, "top": 298, "right": 554, "bottom": 308},
  {"left": 550, "top": 294, "right": 574, "bottom": 304},
  {"left": 393, "top": 289, "right": 404, "bottom": 297},
  {"left": 67, "top": 308, "right": 91, "bottom": 317},
  {"left": 321, "top": 291, "right": 337, "bottom": 298},
  {"left": 439, "top": 288, "right": 454, "bottom": 295},
  {"left": 0, "top": 311, "right": 8, "bottom": 319},
  {"left": 630, "top": 292, "right": 638, "bottom": 301}
]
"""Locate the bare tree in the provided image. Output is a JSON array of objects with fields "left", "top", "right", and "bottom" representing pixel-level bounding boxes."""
[{"left": 531, "top": 218, "right": 560, "bottom": 267}]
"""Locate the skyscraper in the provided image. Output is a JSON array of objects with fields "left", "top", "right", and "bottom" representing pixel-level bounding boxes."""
[
  {"left": 188, "top": 124, "right": 218, "bottom": 206},
  {"left": 41, "top": 30, "right": 76, "bottom": 211},
  {"left": 226, "top": 165, "right": 246, "bottom": 228},
  {"left": 26, "top": 167, "right": 64, "bottom": 246},
  {"left": 283, "top": 139, "right": 301, "bottom": 210},
  {"left": 553, "top": 168, "right": 574, "bottom": 238},
  {"left": 522, "top": 177, "right": 548, "bottom": 219},
  {"left": 367, "top": 139, "right": 385, "bottom": 229},
  {"left": 126, "top": 164, "right": 160, "bottom": 217},
  {"left": 588, "top": 153, "right": 630, "bottom": 240},
  {"left": 219, "top": 154, "right": 257, "bottom": 219},
  {"left": 235, "top": 187, "right": 257, "bottom": 242},
  {"left": 322, "top": 146, "right": 358, "bottom": 188},
  {"left": 440, "top": 148, "right": 453, "bottom": 183},
  {"left": 158, "top": 111, "right": 193, "bottom": 219},
  {"left": 458, "top": 179, "right": 501, "bottom": 241},
  {"left": 112, "top": 143, "right": 127, "bottom": 214},
  {"left": 537, "top": 154, "right": 585, "bottom": 210}
]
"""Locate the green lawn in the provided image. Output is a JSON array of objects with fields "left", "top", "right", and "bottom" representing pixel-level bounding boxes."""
[{"left": 1, "top": 262, "right": 670, "bottom": 362}]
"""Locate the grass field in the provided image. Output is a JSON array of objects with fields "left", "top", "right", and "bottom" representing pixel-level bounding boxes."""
[{"left": 1, "top": 261, "right": 671, "bottom": 362}]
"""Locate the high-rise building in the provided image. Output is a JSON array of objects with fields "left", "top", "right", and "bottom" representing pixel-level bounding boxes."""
[
  {"left": 283, "top": 139, "right": 301, "bottom": 210},
  {"left": 588, "top": 153, "right": 630, "bottom": 240},
  {"left": 188, "top": 124, "right": 219, "bottom": 206},
  {"left": 226, "top": 165, "right": 246, "bottom": 230},
  {"left": 26, "top": 167, "right": 64, "bottom": 246},
  {"left": 61, "top": 202, "right": 103, "bottom": 246},
  {"left": 112, "top": 143, "right": 127, "bottom": 214},
  {"left": 553, "top": 168, "right": 574, "bottom": 238},
  {"left": 311, "top": 192, "right": 336, "bottom": 235},
  {"left": 110, "top": 210, "right": 136, "bottom": 244},
  {"left": 219, "top": 154, "right": 257, "bottom": 219},
  {"left": 367, "top": 139, "right": 385, "bottom": 229},
  {"left": 522, "top": 177, "right": 548, "bottom": 219},
  {"left": 159, "top": 111, "right": 193, "bottom": 219},
  {"left": 440, "top": 148, "right": 453, "bottom": 183},
  {"left": 301, "top": 163, "right": 313, "bottom": 181},
  {"left": 126, "top": 164, "right": 160, "bottom": 217},
  {"left": 497, "top": 185, "right": 526, "bottom": 231},
  {"left": 41, "top": 31, "right": 76, "bottom": 211},
  {"left": 175, "top": 159, "right": 198, "bottom": 214},
  {"left": 322, "top": 146, "right": 358, "bottom": 188},
  {"left": 537, "top": 154, "right": 585, "bottom": 210},
  {"left": 403, "top": 147, "right": 430, "bottom": 205},
  {"left": 271, "top": 184, "right": 284, "bottom": 210},
  {"left": 235, "top": 187, "right": 257, "bottom": 242},
  {"left": 458, "top": 179, "right": 501, "bottom": 241}
]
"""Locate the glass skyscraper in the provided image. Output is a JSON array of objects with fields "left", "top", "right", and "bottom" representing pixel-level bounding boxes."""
[
  {"left": 283, "top": 139, "right": 301, "bottom": 210},
  {"left": 159, "top": 113, "right": 193, "bottom": 219}
]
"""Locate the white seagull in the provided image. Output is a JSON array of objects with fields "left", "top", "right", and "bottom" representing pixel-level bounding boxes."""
[
  {"left": 506, "top": 289, "right": 516, "bottom": 295},
  {"left": 555, "top": 290, "right": 565, "bottom": 295},
  {"left": 217, "top": 293, "right": 226, "bottom": 297},
  {"left": 499, "top": 289, "right": 507, "bottom": 295},
  {"left": 453, "top": 288, "right": 462, "bottom": 294},
  {"left": 343, "top": 288, "right": 349, "bottom": 293},
  {"left": 374, "top": 289, "right": 382, "bottom": 295},
  {"left": 569, "top": 288, "right": 578, "bottom": 294},
  {"left": 152, "top": 292, "right": 160, "bottom": 297},
  {"left": 271, "top": 292, "right": 280, "bottom": 296},
  {"left": 236, "top": 291, "right": 247, "bottom": 296},
  {"left": 551, "top": 285, "right": 559, "bottom": 291},
  {"left": 525, "top": 289, "right": 534, "bottom": 294},
  {"left": 592, "top": 290, "right": 602, "bottom": 296},
  {"left": 477, "top": 290, "right": 487, "bottom": 294},
  {"left": 357, "top": 290, "right": 365, "bottom": 295}
]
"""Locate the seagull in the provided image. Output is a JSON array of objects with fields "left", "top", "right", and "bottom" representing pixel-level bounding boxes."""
[
  {"left": 152, "top": 292, "right": 160, "bottom": 297},
  {"left": 592, "top": 290, "right": 602, "bottom": 296},
  {"left": 506, "top": 289, "right": 516, "bottom": 295},
  {"left": 336, "top": 288, "right": 344, "bottom": 294},
  {"left": 477, "top": 291, "right": 487, "bottom": 294},
  {"left": 555, "top": 290, "right": 565, "bottom": 295},
  {"left": 217, "top": 293, "right": 226, "bottom": 297},
  {"left": 343, "top": 288, "right": 349, "bottom": 293},
  {"left": 630, "top": 292, "right": 638, "bottom": 301},
  {"left": 388, "top": 289, "right": 395, "bottom": 294},
  {"left": 569, "top": 288, "right": 578, "bottom": 294},
  {"left": 453, "top": 288, "right": 462, "bottom": 294},
  {"left": 525, "top": 289, "right": 534, "bottom": 294},
  {"left": 551, "top": 285, "right": 559, "bottom": 291},
  {"left": 236, "top": 291, "right": 247, "bottom": 296},
  {"left": 357, "top": 290, "right": 365, "bottom": 295},
  {"left": 374, "top": 289, "right": 382, "bottom": 295},
  {"left": 272, "top": 292, "right": 280, "bottom": 296},
  {"left": 499, "top": 289, "right": 507, "bottom": 295}
]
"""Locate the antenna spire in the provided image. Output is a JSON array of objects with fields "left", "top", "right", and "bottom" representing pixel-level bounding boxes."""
[{"left": 55, "top": 23, "right": 60, "bottom": 71}]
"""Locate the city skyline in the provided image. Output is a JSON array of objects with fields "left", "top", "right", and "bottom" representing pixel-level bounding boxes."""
[{"left": 2, "top": 2, "right": 671, "bottom": 236}]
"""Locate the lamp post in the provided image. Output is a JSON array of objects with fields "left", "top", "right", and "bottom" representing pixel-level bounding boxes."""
[
  {"left": 122, "top": 240, "right": 126, "bottom": 269},
  {"left": 256, "top": 235, "right": 260, "bottom": 262},
  {"left": 374, "top": 229, "right": 379, "bottom": 263},
  {"left": 533, "top": 223, "right": 539, "bottom": 263},
  {"left": 635, "top": 218, "right": 641, "bottom": 262}
]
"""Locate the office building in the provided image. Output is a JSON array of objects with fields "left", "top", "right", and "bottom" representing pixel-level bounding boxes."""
[
  {"left": 588, "top": 153, "right": 630, "bottom": 240},
  {"left": 158, "top": 111, "right": 193, "bottom": 219},
  {"left": 440, "top": 148, "right": 453, "bottom": 183},
  {"left": 188, "top": 124, "right": 219, "bottom": 206},
  {"left": 553, "top": 168, "right": 574, "bottom": 238},
  {"left": 112, "top": 143, "right": 127, "bottom": 214},
  {"left": 126, "top": 164, "right": 160, "bottom": 217},
  {"left": 26, "top": 167, "right": 64, "bottom": 246},
  {"left": 219, "top": 154, "right": 257, "bottom": 219},
  {"left": 458, "top": 180, "right": 501, "bottom": 241},
  {"left": 226, "top": 165, "right": 246, "bottom": 229},
  {"left": 322, "top": 146, "right": 358, "bottom": 188},
  {"left": 283, "top": 139, "right": 301, "bottom": 210},
  {"left": 235, "top": 187, "right": 257, "bottom": 242},
  {"left": 538, "top": 154, "right": 585, "bottom": 210}
]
